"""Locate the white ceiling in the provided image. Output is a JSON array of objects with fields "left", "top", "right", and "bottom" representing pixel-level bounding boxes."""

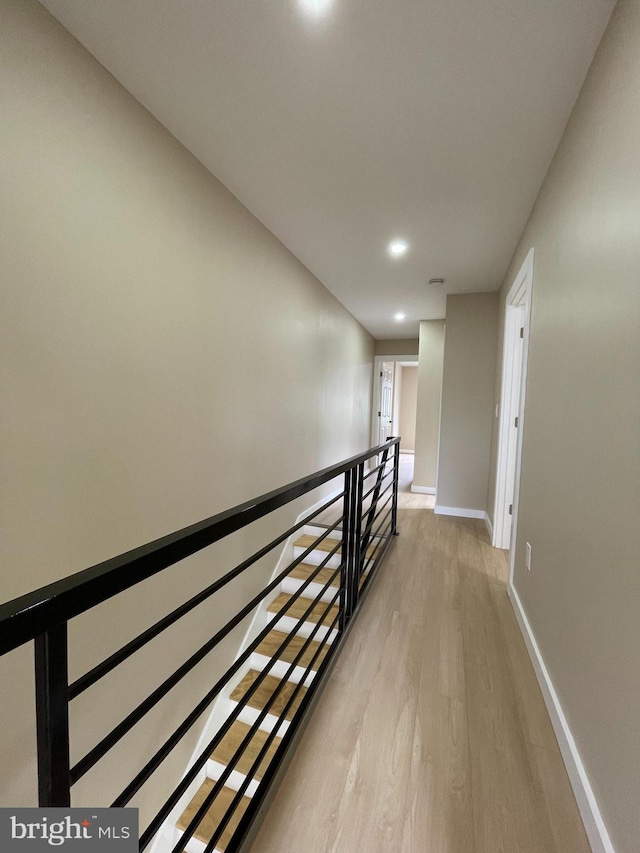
[{"left": 40, "top": 0, "right": 614, "bottom": 339}]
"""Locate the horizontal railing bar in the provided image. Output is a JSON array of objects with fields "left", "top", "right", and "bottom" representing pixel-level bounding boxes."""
[
  {"left": 0, "top": 439, "right": 399, "bottom": 655},
  {"left": 203, "top": 611, "right": 340, "bottom": 853},
  {"left": 365, "top": 519, "right": 393, "bottom": 576},
  {"left": 360, "top": 494, "right": 393, "bottom": 556},
  {"left": 356, "top": 518, "right": 394, "bottom": 601},
  {"left": 361, "top": 477, "right": 393, "bottom": 518},
  {"left": 69, "top": 491, "right": 345, "bottom": 699},
  {"left": 361, "top": 459, "right": 387, "bottom": 482},
  {"left": 362, "top": 497, "right": 393, "bottom": 547},
  {"left": 174, "top": 595, "right": 340, "bottom": 853},
  {"left": 360, "top": 484, "right": 393, "bottom": 534},
  {"left": 360, "top": 510, "right": 393, "bottom": 578},
  {"left": 361, "top": 468, "right": 393, "bottom": 504},
  {"left": 359, "top": 501, "right": 392, "bottom": 577},
  {"left": 139, "top": 569, "right": 342, "bottom": 850},
  {"left": 362, "top": 457, "right": 393, "bottom": 490},
  {"left": 113, "top": 547, "right": 342, "bottom": 809},
  {"left": 71, "top": 528, "right": 343, "bottom": 785}
]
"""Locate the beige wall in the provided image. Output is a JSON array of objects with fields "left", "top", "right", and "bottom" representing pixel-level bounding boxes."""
[
  {"left": 437, "top": 293, "right": 498, "bottom": 511},
  {"left": 398, "top": 366, "right": 418, "bottom": 452},
  {"left": 488, "top": 1, "right": 639, "bottom": 849},
  {"left": 0, "top": 0, "right": 373, "bottom": 823},
  {"left": 374, "top": 338, "right": 419, "bottom": 356},
  {"left": 413, "top": 321, "right": 445, "bottom": 490}
]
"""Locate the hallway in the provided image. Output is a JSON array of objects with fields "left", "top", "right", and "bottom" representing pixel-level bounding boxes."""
[{"left": 252, "top": 506, "right": 589, "bottom": 852}]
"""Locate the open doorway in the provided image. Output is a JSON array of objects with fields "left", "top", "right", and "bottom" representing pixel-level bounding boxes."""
[
  {"left": 493, "top": 249, "right": 534, "bottom": 573},
  {"left": 372, "top": 357, "right": 419, "bottom": 450},
  {"left": 392, "top": 362, "right": 419, "bottom": 452},
  {"left": 372, "top": 354, "right": 422, "bottom": 499}
]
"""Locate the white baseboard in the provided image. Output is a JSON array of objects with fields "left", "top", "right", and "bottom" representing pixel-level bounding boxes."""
[
  {"left": 434, "top": 504, "right": 485, "bottom": 519},
  {"left": 411, "top": 485, "right": 436, "bottom": 494},
  {"left": 399, "top": 449, "right": 415, "bottom": 455},
  {"left": 508, "top": 584, "right": 615, "bottom": 853},
  {"left": 484, "top": 513, "right": 493, "bottom": 539}
]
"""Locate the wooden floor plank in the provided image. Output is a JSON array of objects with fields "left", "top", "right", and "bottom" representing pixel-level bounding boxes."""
[
  {"left": 459, "top": 561, "right": 508, "bottom": 672},
  {"left": 474, "top": 520, "right": 510, "bottom": 582},
  {"left": 464, "top": 658, "right": 557, "bottom": 853},
  {"left": 321, "top": 614, "right": 421, "bottom": 852},
  {"left": 525, "top": 741, "right": 592, "bottom": 853},
  {"left": 488, "top": 581, "right": 558, "bottom": 748}
]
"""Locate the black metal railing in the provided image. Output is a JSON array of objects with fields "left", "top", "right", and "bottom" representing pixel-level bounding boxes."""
[{"left": 0, "top": 437, "right": 401, "bottom": 853}]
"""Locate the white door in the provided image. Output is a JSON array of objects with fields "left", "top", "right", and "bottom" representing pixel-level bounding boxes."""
[
  {"left": 378, "top": 362, "right": 394, "bottom": 444},
  {"left": 493, "top": 248, "right": 533, "bottom": 556},
  {"left": 500, "top": 305, "right": 525, "bottom": 547}
]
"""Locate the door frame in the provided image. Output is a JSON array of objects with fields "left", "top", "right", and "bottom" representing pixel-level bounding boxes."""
[
  {"left": 492, "top": 249, "right": 534, "bottom": 580},
  {"left": 378, "top": 361, "right": 395, "bottom": 445},
  {"left": 371, "top": 353, "right": 419, "bottom": 449}
]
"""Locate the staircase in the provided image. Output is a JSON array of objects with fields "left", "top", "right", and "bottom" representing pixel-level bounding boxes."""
[
  {"left": 174, "top": 526, "right": 351, "bottom": 853},
  {"left": 0, "top": 438, "right": 398, "bottom": 853}
]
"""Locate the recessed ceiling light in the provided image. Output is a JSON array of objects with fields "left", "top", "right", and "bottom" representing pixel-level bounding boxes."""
[
  {"left": 388, "top": 240, "right": 409, "bottom": 257},
  {"left": 298, "top": 0, "right": 334, "bottom": 18},
  {"left": 428, "top": 277, "right": 445, "bottom": 287},
  {"left": 394, "top": 313, "right": 406, "bottom": 321}
]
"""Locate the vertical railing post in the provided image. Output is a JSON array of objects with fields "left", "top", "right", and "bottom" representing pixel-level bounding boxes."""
[
  {"left": 34, "top": 622, "right": 71, "bottom": 807},
  {"left": 339, "top": 469, "right": 354, "bottom": 633},
  {"left": 352, "top": 463, "right": 364, "bottom": 603},
  {"left": 345, "top": 466, "right": 359, "bottom": 621},
  {"left": 391, "top": 438, "right": 400, "bottom": 535}
]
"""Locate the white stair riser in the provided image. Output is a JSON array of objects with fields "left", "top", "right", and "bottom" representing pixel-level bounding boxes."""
[
  {"left": 229, "top": 701, "right": 291, "bottom": 735},
  {"left": 293, "top": 546, "right": 341, "bottom": 569},
  {"left": 268, "top": 613, "right": 338, "bottom": 642},
  {"left": 182, "top": 833, "right": 221, "bottom": 853},
  {"left": 281, "top": 576, "right": 340, "bottom": 602},
  {"left": 249, "top": 652, "right": 319, "bottom": 687},
  {"left": 303, "top": 524, "right": 343, "bottom": 537},
  {"left": 205, "top": 760, "right": 259, "bottom": 798}
]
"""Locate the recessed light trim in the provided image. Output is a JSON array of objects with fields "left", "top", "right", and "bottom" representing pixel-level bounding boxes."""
[
  {"left": 428, "top": 277, "right": 445, "bottom": 287},
  {"left": 388, "top": 239, "right": 409, "bottom": 257},
  {"left": 298, "top": 0, "right": 334, "bottom": 18}
]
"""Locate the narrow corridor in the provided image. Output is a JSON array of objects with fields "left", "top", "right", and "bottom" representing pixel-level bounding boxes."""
[{"left": 252, "top": 504, "right": 589, "bottom": 852}]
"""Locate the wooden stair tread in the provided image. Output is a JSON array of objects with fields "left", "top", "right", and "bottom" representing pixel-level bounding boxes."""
[
  {"left": 210, "top": 720, "right": 281, "bottom": 780},
  {"left": 267, "top": 592, "right": 339, "bottom": 626},
  {"left": 288, "top": 562, "right": 340, "bottom": 588},
  {"left": 177, "top": 780, "right": 250, "bottom": 851},
  {"left": 294, "top": 533, "right": 342, "bottom": 553},
  {"left": 230, "top": 669, "right": 307, "bottom": 721},
  {"left": 294, "top": 533, "right": 377, "bottom": 558},
  {"left": 255, "top": 629, "right": 330, "bottom": 670}
]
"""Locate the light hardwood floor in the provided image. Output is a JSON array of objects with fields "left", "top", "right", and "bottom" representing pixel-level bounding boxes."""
[{"left": 251, "top": 492, "right": 590, "bottom": 851}]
